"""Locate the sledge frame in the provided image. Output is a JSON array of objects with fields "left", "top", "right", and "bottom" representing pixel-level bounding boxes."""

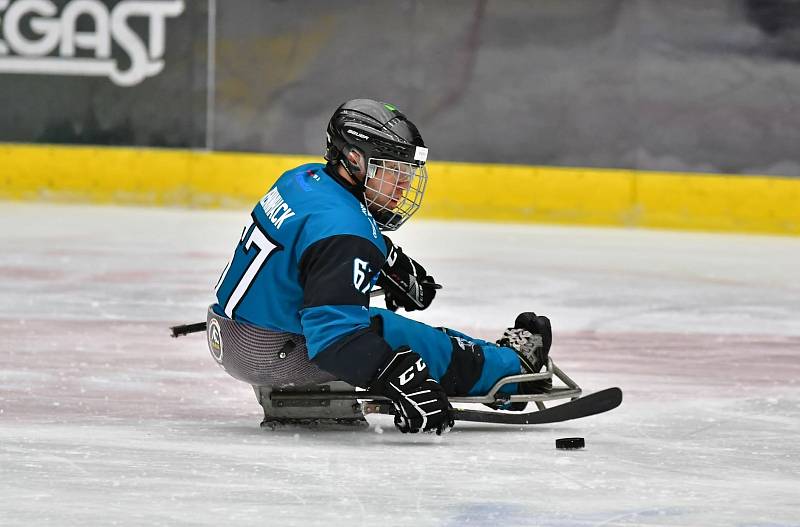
[{"left": 254, "top": 358, "right": 582, "bottom": 426}]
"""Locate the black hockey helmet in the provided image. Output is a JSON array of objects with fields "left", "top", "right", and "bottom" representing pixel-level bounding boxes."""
[
  {"left": 325, "top": 99, "right": 427, "bottom": 169},
  {"left": 325, "top": 99, "right": 429, "bottom": 230}
]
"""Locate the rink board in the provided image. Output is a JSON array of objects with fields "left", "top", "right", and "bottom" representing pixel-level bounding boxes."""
[{"left": 1, "top": 143, "right": 798, "bottom": 235}]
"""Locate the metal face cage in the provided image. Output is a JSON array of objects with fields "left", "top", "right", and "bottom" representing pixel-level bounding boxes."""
[{"left": 364, "top": 158, "right": 428, "bottom": 231}]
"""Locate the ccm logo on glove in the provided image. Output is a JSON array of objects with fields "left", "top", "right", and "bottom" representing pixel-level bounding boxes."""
[{"left": 399, "top": 357, "right": 426, "bottom": 385}]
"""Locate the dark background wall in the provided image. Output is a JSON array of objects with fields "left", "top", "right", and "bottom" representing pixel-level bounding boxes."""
[{"left": 2, "top": 0, "right": 800, "bottom": 176}]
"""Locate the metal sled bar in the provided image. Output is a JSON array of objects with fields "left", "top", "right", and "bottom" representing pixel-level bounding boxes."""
[
  {"left": 499, "top": 360, "right": 583, "bottom": 404},
  {"left": 448, "top": 358, "right": 582, "bottom": 405},
  {"left": 271, "top": 391, "right": 384, "bottom": 401},
  {"left": 551, "top": 362, "right": 581, "bottom": 397},
  {"left": 270, "top": 387, "right": 580, "bottom": 405},
  {"left": 269, "top": 359, "right": 582, "bottom": 406}
]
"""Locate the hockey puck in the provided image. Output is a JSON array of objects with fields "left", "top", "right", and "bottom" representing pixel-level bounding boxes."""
[{"left": 555, "top": 437, "right": 585, "bottom": 450}]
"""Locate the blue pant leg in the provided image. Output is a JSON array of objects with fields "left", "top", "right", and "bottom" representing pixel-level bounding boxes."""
[
  {"left": 369, "top": 307, "right": 453, "bottom": 381},
  {"left": 369, "top": 308, "right": 521, "bottom": 396},
  {"left": 439, "top": 327, "right": 522, "bottom": 395},
  {"left": 440, "top": 327, "right": 497, "bottom": 349}
]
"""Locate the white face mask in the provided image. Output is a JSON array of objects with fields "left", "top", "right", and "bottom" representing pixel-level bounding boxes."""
[{"left": 363, "top": 158, "right": 428, "bottom": 231}]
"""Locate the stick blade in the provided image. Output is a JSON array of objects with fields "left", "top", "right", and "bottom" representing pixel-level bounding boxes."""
[{"left": 452, "top": 387, "right": 623, "bottom": 425}]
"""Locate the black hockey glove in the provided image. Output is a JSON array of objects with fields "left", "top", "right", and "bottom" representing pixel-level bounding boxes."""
[
  {"left": 371, "top": 347, "right": 454, "bottom": 435},
  {"left": 377, "top": 236, "right": 438, "bottom": 312}
]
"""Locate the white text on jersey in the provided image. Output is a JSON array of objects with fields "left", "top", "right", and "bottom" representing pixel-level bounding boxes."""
[{"left": 260, "top": 188, "right": 295, "bottom": 229}]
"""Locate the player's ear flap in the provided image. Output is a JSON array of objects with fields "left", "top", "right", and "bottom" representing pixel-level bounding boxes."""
[
  {"left": 342, "top": 147, "right": 365, "bottom": 178},
  {"left": 346, "top": 147, "right": 360, "bottom": 165}
]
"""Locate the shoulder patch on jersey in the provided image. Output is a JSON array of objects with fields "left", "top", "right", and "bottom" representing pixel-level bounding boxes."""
[
  {"left": 295, "top": 171, "right": 313, "bottom": 192},
  {"left": 293, "top": 168, "right": 323, "bottom": 192}
]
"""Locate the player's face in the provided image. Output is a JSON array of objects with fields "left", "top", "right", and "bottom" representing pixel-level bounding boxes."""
[{"left": 365, "top": 160, "right": 412, "bottom": 210}]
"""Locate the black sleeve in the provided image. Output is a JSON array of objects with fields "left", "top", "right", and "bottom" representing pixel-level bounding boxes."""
[
  {"left": 311, "top": 317, "right": 393, "bottom": 387},
  {"left": 298, "top": 234, "right": 384, "bottom": 308},
  {"left": 298, "top": 235, "right": 393, "bottom": 387}
]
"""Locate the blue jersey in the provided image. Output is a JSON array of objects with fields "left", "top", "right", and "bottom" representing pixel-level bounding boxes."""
[
  {"left": 213, "top": 162, "right": 523, "bottom": 394},
  {"left": 213, "top": 164, "right": 391, "bottom": 384}
]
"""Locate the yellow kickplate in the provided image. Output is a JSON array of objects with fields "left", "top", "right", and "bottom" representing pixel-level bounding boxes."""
[{"left": 1, "top": 143, "right": 798, "bottom": 235}]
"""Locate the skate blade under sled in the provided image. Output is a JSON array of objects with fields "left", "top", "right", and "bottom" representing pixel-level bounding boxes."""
[{"left": 174, "top": 309, "right": 622, "bottom": 428}]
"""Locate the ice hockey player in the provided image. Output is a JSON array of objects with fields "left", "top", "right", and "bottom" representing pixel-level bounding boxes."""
[{"left": 210, "top": 99, "right": 552, "bottom": 436}]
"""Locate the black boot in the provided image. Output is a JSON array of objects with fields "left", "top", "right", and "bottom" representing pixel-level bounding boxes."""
[
  {"left": 502, "top": 312, "right": 551, "bottom": 373},
  {"left": 495, "top": 312, "right": 553, "bottom": 410}
]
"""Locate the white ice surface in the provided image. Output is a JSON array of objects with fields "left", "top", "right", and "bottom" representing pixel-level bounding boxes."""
[{"left": 1, "top": 202, "right": 799, "bottom": 526}]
